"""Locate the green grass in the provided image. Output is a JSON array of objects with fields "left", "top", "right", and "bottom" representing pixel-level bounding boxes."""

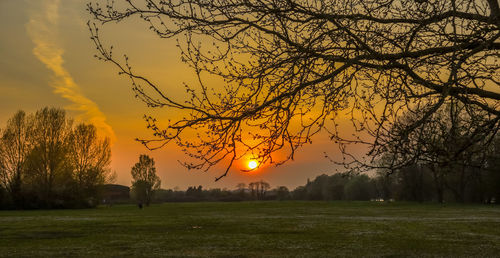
[{"left": 0, "top": 201, "right": 499, "bottom": 257}]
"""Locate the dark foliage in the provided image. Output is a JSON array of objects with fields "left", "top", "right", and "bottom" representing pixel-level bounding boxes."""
[
  {"left": 101, "top": 184, "right": 131, "bottom": 205},
  {"left": 130, "top": 154, "right": 161, "bottom": 206},
  {"left": 0, "top": 108, "right": 113, "bottom": 209}
]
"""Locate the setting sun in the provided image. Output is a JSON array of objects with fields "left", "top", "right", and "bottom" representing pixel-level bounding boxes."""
[{"left": 248, "top": 160, "right": 258, "bottom": 170}]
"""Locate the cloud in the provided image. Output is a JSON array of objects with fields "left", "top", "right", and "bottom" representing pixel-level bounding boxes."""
[{"left": 25, "top": 0, "right": 116, "bottom": 142}]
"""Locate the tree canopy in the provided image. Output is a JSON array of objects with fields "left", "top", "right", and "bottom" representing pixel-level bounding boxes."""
[
  {"left": 88, "top": 0, "right": 500, "bottom": 180},
  {"left": 131, "top": 154, "right": 161, "bottom": 206},
  {"left": 0, "top": 108, "right": 113, "bottom": 209}
]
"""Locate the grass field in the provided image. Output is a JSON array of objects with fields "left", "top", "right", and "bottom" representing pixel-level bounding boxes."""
[{"left": 0, "top": 201, "right": 499, "bottom": 257}]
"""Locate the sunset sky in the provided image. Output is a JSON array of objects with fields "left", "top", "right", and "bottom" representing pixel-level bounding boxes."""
[{"left": 0, "top": 0, "right": 347, "bottom": 190}]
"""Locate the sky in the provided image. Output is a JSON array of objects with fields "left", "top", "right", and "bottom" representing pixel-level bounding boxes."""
[{"left": 0, "top": 0, "right": 347, "bottom": 190}]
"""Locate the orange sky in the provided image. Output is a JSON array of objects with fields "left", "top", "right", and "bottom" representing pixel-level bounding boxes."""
[{"left": 0, "top": 0, "right": 355, "bottom": 190}]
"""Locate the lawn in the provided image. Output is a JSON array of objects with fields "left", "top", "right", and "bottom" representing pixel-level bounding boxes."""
[{"left": 0, "top": 201, "right": 499, "bottom": 257}]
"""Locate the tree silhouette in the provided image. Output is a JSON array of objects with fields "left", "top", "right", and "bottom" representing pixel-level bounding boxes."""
[
  {"left": 69, "top": 124, "right": 113, "bottom": 204},
  {"left": 0, "top": 111, "right": 29, "bottom": 205},
  {"left": 235, "top": 182, "right": 247, "bottom": 196},
  {"left": 379, "top": 101, "right": 500, "bottom": 202},
  {"left": 25, "top": 108, "right": 74, "bottom": 206},
  {"left": 131, "top": 154, "right": 161, "bottom": 206},
  {"left": 88, "top": 0, "right": 500, "bottom": 179},
  {"left": 0, "top": 108, "right": 114, "bottom": 208},
  {"left": 247, "top": 180, "right": 270, "bottom": 200},
  {"left": 275, "top": 186, "right": 291, "bottom": 201}
]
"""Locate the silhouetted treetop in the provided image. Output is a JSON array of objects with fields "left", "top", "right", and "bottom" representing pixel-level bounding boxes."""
[
  {"left": 88, "top": 0, "right": 500, "bottom": 179},
  {"left": 131, "top": 154, "right": 161, "bottom": 206},
  {"left": 0, "top": 108, "right": 113, "bottom": 209}
]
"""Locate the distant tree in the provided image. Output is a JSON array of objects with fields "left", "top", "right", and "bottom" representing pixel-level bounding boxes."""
[
  {"left": 0, "top": 111, "right": 29, "bottom": 206},
  {"left": 89, "top": 0, "right": 500, "bottom": 180},
  {"left": 394, "top": 165, "right": 434, "bottom": 202},
  {"left": 236, "top": 183, "right": 246, "bottom": 192},
  {"left": 344, "top": 175, "right": 375, "bottom": 201},
  {"left": 131, "top": 154, "right": 161, "bottom": 206},
  {"left": 328, "top": 173, "right": 349, "bottom": 200},
  {"left": 236, "top": 182, "right": 247, "bottom": 197},
  {"left": 303, "top": 173, "right": 349, "bottom": 200},
  {"left": 208, "top": 188, "right": 223, "bottom": 199},
  {"left": 69, "top": 123, "right": 113, "bottom": 205},
  {"left": 153, "top": 188, "right": 174, "bottom": 202},
  {"left": 291, "top": 186, "right": 307, "bottom": 200},
  {"left": 378, "top": 102, "right": 499, "bottom": 203},
  {"left": 373, "top": 171, "right": 395, "bottom": 201},
  {"left": 257, "top": 180, "right": 270, "bottom": 200},
  {"left": 0, "top": 108, "right": 115, "bottom": 209},
  {"left": 248, "top": 180, "right": 270, "bottom": 200},
  {"left": 305, "top": 174, "right": 329, "bottom": 200},
  {"left": 248, "top": 182, "right": 257, "bottom": 199},
  {"left": 186, "top": 185, "right": 203, "bottom": 199},
  {"left": 24, "top": 108, "right": 74, "bottom": 207},
  {"left": 276, "top": 186, "right": 290, "bottom": 201}
]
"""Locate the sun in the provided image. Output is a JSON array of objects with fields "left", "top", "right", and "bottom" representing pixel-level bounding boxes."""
[{"left": 248, "top": 160, "right": 258, "bottom": 170}]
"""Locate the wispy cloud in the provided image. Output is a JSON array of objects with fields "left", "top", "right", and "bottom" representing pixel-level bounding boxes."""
[{"left": 26, "top": 0, "right": 116, "bottom": 142}]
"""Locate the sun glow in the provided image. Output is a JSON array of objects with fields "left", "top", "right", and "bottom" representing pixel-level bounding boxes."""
[{"left": 248, "top": 160, "right": 258, "bottom": 170}]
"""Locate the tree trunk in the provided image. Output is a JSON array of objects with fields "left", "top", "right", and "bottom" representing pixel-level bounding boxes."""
[{"left": 431, "top": 165, "right": 444, "bottom": 203}]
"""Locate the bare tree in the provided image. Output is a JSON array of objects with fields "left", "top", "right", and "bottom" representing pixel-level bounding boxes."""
[
  {"left": 88, "top": 0, "right": 500, "bottom": 179},
  {"left": 69, "top": 123, "right": 113, "bottom": 203},
  {"left": 236, "top": 182, "right": 246, "bottom": 191},
  {"left": 0, "top": 111, "right": 29, "bottom": 204},
  {"left": 248, "top": 182, "right": 257, "bottom": 199},
  {"left": 0, "top": 108, "right": 116, "bottom": 208},
  {"left": 235, "top": 182, "right": 247, "bottom": 196},
  {"left": 25, "top": 108, "right": 74, "bottom": 206},
  {"left": 379, "top": 101, "right": 499, "bottom": 202},
  {"left": 247, "top": 180, "right": 270, "bottom": 199},
  {"left": 131, "top": 154, "right": 161, "bottom": 206},
  {"left": 257, "top": 180, "right": 270, "bottom": 199}
]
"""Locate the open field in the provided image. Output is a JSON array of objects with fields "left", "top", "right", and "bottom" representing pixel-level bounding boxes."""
[{"left": 0, "top": 201, "right": 499, "bottom": 257}]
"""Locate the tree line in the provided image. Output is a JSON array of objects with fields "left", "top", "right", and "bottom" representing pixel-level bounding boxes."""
[
  {"left": 144, "top": 174, "right": 387, "bottom": 203},
  {"left": 375, "top": 102, "right": 500, "bottom": 203},
  {"left": 152, "top": 181, "right": 278, "bottom": 203},
  {"left": 149, "top": 175, "right": 376, "bottom": 203},
  {"left": 144, "top": 166, "right": 498, "bottom": 203},
  {"left": 113, "top": 145, "right": 499, "bottom": 205},
  {"left": 0, "top": 108, "right": 113, "bottom": 209}
]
